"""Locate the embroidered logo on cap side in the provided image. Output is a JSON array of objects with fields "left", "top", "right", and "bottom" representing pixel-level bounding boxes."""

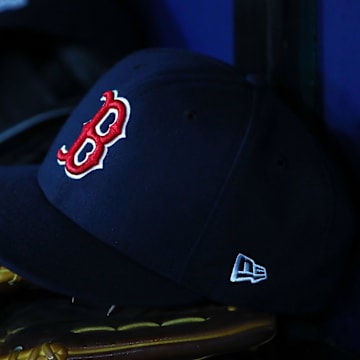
[
  {"left": 230, "top": 253, "right": 267, "bottom": 284},
  {"left": 57, "top": 90, "right": 130, "bottom": 179}
]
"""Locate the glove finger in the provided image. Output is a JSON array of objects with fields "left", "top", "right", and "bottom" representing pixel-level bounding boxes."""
[{"left": 0, "top": 300, "right": 276, "bottom": 360}]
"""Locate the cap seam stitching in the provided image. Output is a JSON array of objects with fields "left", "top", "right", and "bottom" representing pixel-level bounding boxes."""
[{"left": 177, "top": 88, "right": 259, "bottom": 282}]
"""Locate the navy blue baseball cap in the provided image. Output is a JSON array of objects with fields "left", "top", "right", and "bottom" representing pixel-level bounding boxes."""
[{"left": 0, "top": 48, "right": 355, "bottom": 313}]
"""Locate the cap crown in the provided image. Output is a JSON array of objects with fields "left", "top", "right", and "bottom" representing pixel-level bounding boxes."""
[{"left": 38, "top": 49, "right": 355, "bottom": 312}]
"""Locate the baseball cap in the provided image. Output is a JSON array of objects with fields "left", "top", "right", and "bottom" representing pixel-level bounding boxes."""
[{"left": 0, "top": 48, "right": 355, "bottom": 313}]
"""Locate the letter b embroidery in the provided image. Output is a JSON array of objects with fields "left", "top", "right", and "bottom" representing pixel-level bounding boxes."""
[{"left": 57, "top": 90, "right": 130, "bottom": 179}]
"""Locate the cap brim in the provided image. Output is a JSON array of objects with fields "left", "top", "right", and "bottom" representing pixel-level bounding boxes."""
[{"left": 0, "top": 165, "right": 203, "bottom": 306}]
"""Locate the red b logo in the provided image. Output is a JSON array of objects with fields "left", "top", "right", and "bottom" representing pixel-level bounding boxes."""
[{"left": 57, "top": 90, "right": 130, "bottom": 179}]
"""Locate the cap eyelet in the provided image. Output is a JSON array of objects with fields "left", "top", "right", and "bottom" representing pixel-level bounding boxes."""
[
  {"left": 132, "top": 64, "right": 144, "bottom": 70},
  {"left": 276, "top": 157, "right": 288, "bottom": 169},
  {"left": 184, "top": 109, "right": 198, "bottom": 122}
]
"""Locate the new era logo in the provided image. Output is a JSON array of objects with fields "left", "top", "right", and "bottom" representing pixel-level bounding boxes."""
[{"left": 230, "top": 253, "right": 267, "bottom": 284}]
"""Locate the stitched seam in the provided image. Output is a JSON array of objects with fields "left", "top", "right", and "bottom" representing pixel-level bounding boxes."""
[{"left": 177, "top": 87, "right": 259, "bottom": 281}]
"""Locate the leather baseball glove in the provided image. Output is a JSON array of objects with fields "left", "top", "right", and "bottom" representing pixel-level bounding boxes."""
[{"left": 0, "top": 266, "right": 276, "bottom": 360}]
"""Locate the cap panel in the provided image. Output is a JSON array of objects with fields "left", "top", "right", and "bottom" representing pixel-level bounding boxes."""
[
  {"left": 0, "top": 165, "right": 204, "bottom": 306},
  {"left": 182, "top": 90, "right": 355, "bottom": 312},
  {"left": 39, "top": 75, "right": 254, "bottom": 281}
]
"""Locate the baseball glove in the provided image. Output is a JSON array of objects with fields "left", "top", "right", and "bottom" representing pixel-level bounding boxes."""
[{"left": 0, "top": 267, "right": 276, "bottom": 360}]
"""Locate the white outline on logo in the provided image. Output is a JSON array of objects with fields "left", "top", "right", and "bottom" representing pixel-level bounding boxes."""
[{"left": 57, "top": 90, "right": 131, "bottom": 180}]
